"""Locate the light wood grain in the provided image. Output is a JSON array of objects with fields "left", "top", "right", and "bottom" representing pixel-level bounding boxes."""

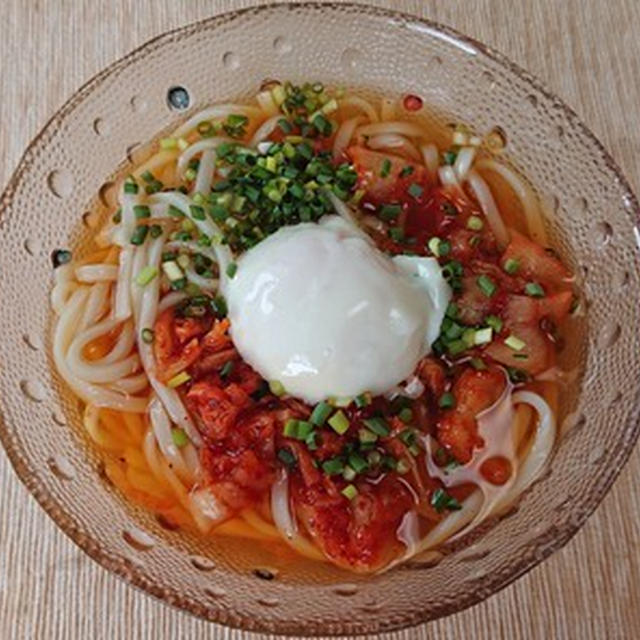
[{"left": 1, "top": 1, "right": 639, "bottom": 638}]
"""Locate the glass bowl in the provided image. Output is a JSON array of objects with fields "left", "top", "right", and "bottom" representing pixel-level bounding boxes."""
[{"left": 1, "top": 2, "right": 639, "bottom": 635}]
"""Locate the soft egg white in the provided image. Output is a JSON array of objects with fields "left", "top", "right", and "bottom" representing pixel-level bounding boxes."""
[{"left": 226, "top": 216, "right": 451, "bottom": 404}]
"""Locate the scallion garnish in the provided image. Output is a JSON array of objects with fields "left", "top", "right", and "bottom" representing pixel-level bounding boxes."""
[
  {"left": 431, "top": 488, "right": 462, "bottom": 513},
  {"left": 171, "top": 428, "right": 189, "bottom": 448},
  {"left": 362, "top": 417, "right": 390, "bottom": 437},
  {"left": 407, "top": 183, "right": 424, "bottom": 199},
  {"left": 341, "top": 484, "right": 358, "bottom": 500},
  {"left": 310, "top": 401, "right": 332, "bottom": 426},
  {"left": 130, "top": 226, "right": 149, "bottom": 245},
  {"left": 438, "top": 392, "right": 456, "bottom": 409},
  {"left": 135, "top": 265, "right": 158, "bottom": 286},
  {"left": 380, "top": 158, "right": 392, "bottom": 178},
  {"left": 477, "top": 274, "right": 497, "bottom": 297},
  {"left": 503, "top": 258, "right": 520, "bottom": 275},
  {"left": 328, "top": 410, "right": 350, "bottom": 435},
  {"left": 141, "top": 328, "right": 154, "bottom": 344},
  {"left": 525, "top": 282, "right": 545, "bottom": 298}
]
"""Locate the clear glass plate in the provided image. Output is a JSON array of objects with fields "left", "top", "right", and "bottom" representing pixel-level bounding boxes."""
[{"left": 0, "top": 2, "right": 639, "bottom": 635}]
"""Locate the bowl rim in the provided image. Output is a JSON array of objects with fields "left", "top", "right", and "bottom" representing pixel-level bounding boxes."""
[{"left": 1, "top": 1, "right": 639, "bottom": 635}]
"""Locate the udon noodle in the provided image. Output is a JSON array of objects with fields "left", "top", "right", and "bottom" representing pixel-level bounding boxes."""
[{"left": 51, "top": 82, "right": 574, "bottom": 572}]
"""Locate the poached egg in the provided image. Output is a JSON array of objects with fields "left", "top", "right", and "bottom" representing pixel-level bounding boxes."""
[{"left": 226, "top": 216, "right": 451, "bottom": 404}]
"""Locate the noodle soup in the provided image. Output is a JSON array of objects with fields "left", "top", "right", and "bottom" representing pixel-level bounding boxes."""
[{"left": 51, "top": 82, "right": 576, "bottom": 573}]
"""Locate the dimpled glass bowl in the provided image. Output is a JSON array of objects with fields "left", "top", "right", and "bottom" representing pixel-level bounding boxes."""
[{"left": 1, "top": 2, "right": 639, "bottom": 635}]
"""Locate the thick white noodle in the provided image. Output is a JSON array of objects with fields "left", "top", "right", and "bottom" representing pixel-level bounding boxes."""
[
  {"left": 476, "top": 159, "right": 547, "bottom": 244},
  {"left": 130, "top": 244, "right": 148, "bottom": 325},
  {"left": 51, "top": 265, "right": 78, "bottom": 315},
  {"left": 256, "top": 90, "right": 279, "bottom": 116},
  {"left": 357, "top": 121, "right": 425, "bottom": 138},
  {"left": 332, "top": 116, "right": 363, "bottom": 161},
  {"left": 249, "top": 114, "right": 282, "bottom": 147},
  {"left": 177, "top": 137, "right": 233, "bottom": 175},
  {"left": 143, "top": 428, "right": 219, "bottom": 532},
  {"left": 193, "top": 149, "right": 216, "bottom": 196},
  {"left": 326, "top": 193, "right": 371, "bottom": 241},
  {"left": 149, "top": 395, "right": 195, "bottom": 484},
  {"left": 271, "top": 469, "right": 297, "bottom": 540},
  {"left": 438, "top": 165, "right": 459, "bottom": 187},
  {"left": 114, "top": 246, "right": 134, "bottom": 320},
  {"left": 453, "top": 146, "right": 477, "bottom": 181},
  {"left": 66, "top": 318, "right": 140, "bottom": 383},
  {"left": 99, "top": 321, "right": 136, "bottom": 364},
  {"left": 340, "top": 96, "right": 380, "bottom": 122},
  {"left": 79, "top": 282, "right": 110, "bottom": 330},
  {"left": 421, "top": 144, "right": 439, "bottom": 183},
  {"left": 75, "top": 264, "right": 118, "bottom": 283},
  {"left": 109, "top": 373, "right": 149, "bottom": 394},
  {"left": 466, "top": 170, "right": 510, "bottom": 248},
  {"left": 172, "top": 105, "right": 262, "bottom": 138},
  {"left": 53, "top": 287, "right": 147, "bottom": 412},
  {"left": 366, "top": 134, "right": 422, "bottom": 161}
]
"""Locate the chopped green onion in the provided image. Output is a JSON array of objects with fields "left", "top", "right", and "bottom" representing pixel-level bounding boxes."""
[
  {"left": 133, "top": 205, "right": 151, "bottom": 219},
  {"left": 397, "top": 459, "right": 410, "bottom": 474},
  {"left": 220, "top": 360, "right": 234, "bottom": 379},
  {"left": 447, "top": 339, "right": 467, "bottom": 356},
  {"left": 379, "top": 203, "right": 402, "bottom": 221},
  {"left": 474, "top": 327, "right": 493, "bottom": 345},
  {"left": 124, "top": 181, "right": 138, "bottom": 194},
  {"left": 184, "top": 168, "right": 197, "bottom": 181},
  {"left": 226, "top": 262, "right": 238, "bottom": 278},
  {"left": 342, "top": 466, "right": 357, "bottom": 481},
  {"left": 505, "top": 334, "right": 526, "bottom": 351},
  {"left": 367, "top": 450, "right": 382, "bottom": 466},
  {"left": 269, "top": 380, "right": 285, "bottom": 396},
  {"left": 348, "top": 453, "right": 368, "bottom": 474},
  {"left": 277, "top": 447, "right": 296, "bottom": 468},
  {"left": 171, "top": 428, "right": 189, "bottom": 448},
  {"left": 322, "top": 457, "right": 344, "bottom": 475},
  {"left": 525, "top": 282, "right": 545, "bottom": 298},
  {"left": 160, "top": 137, "right": 177, "bottom": 149},
  {"left": 136, "top": 265, "right": 158, "bottom": 286},
  {"left": 167, "top": 371, "right": 191, "bottom": 388},
  {"left": 362, "top": 417, "right": 390, "bottom": 437},
  {"left": 130, "top": 226, "right": 149, "bottom": 245},
  {"left": 408, "top": 183, "right": 424, "bottom": 199},
  {"left": 503, "top": 258, "right": 520, "bottom": 275},
  {"left": 328, "top": 410, "right": 350, "bottom": 435},
  {"left": 398, "top": 408, "right": 413, "bottom": 424},
  {"left": 168, "top": 204, "right": 184, "bottom": 218},
  {"left": 277, "top": 118, "right": 293, "bottom": 134},
  {"left": 355, "top": 393, "right": 371, "bottom": 408},
  {"left": 431, "top": 488, "right": 462, "bottom": 513},
  {"left": 477, "top": 274, "right": 497, "bottom": 297},
  {"left": 507, "top": 367, "right": 529, "bottom": 384},
  {"left": 162, "top": 260, "right": 184, "bottom": 282},
  {"left": 466, "top": 215, "right": 484, "bottom": 231},
  {"left": 149, "top": 224, "right": 162, "bottom": 238},
  {"left": 470, "top": 357, "right": 487, "bottom": 370},
  {"left": 389, "top": 226, "right": 404, "bottom": 242},
  {"left": 380, "top": 158, "right": 392, "bottom": 178},
  {"left": 341, "top": 484, "right": 358, "bottom": 500},
  {"left": 358, "top": 428, "right": 378, "bottom": 444},
  {"left": 439, "top": 392, "right": 456, "bottom": 409},
  {"left": 399, "top": 165, "right": 415, "bottom": 178},
  {"left": 189, "top": 205, "right": 205, "bottom": 220},
  {"left": 310, "top": 401, "right": 332, "bottom": 426},
  {"left": 485, "top": 315, "right": 503, "bottom": 333},
  {"left": 141, "top": 328, "right": 154, "bottom": 344}
]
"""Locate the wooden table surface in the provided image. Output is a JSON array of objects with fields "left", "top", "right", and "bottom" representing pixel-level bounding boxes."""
[{"left": 1, "top": 1, "right": 639, "bottom": 638}]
